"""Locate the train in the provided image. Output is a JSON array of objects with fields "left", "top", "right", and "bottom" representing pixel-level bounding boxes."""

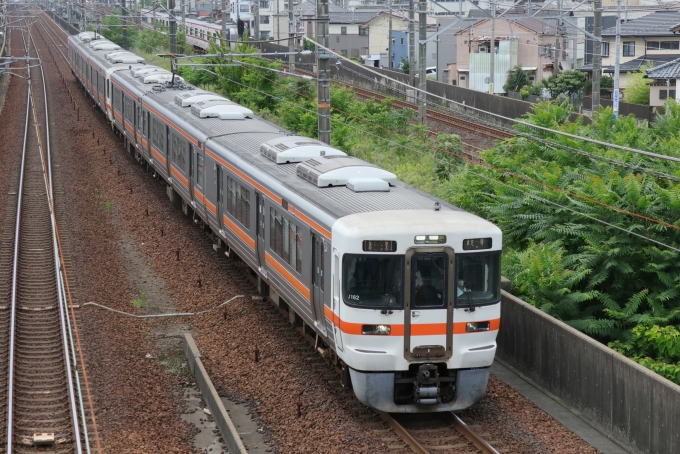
[
  {"left": 67, "top": 31, "right": 502, "bottom": 413},
  {"left": 139, "top": 6, "right": 247, "bottom": 51}
]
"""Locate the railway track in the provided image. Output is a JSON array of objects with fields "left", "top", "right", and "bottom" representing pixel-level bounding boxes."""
[
  {"left": 288, "top": 66, "right": 512, "bottom": 143},
  {"left": 0, "top": 7, "right": 89, "bottom": 453}
]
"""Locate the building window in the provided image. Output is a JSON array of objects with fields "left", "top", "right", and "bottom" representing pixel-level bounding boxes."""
[
  {"left": 660, "top": 90, "right": 676, "bottom": 100},
  {"left": 336, "top": 36, "right": 340, "bottom": 43},
  {"left": 259, "top": 0, "right": 269, "bottom": 7},
  {"left": 601, "top": 42, "right": 609, "bottom": 57},
  {"left": 260, "top": 31, "right": 270, "bottom": 39},
  {"left": 661, "top": 41, "right": 680, "bottom": 50},
  {"left": 260, "top": 15, "right": 269, "bottom": 24},
  {"left": 240, "top": 4, "right": 249, "bottom": 12},
  {"left": 623, "top": 41, "right": 635, "bottom": 57},
  {"left": 227, "top": 176, "right": 251, "bottom": 229},
  {"left": 270, "top": 208, "right": 302, "bottom": 273},
  {"left": 341, "top": 26, "right": 347, "bottom": 35},
  {"left": 648, "top": 41, "right": 660, "bottom": 50},
  {"left": 341, "top": 49, "right": 347, "bottom": 56},
  {"left": 400, "top": 37, "right": 404, "bottom": 45},
  {"left": 359, "top": 27, "right": 368, "bottom": 36}
]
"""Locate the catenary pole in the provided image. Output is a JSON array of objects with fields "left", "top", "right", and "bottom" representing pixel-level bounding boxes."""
[
  {"left": 418, "top": 0, "right": 426, "bottom": 122},
  {"left": 613, "top": 0, "right": 621, "bottom": 119},
  {"left": 316, "top": 0, "right": 330, "bottom": 144},
  {"left": 489, "top": 0, "right": 495, "bottom": 93},
  {"left": 592, "top": 0, "right": 601, "bottom": 113},
  {"left": 408, "top": 0, "right": 415, "bottom": 88},
  {"left": 288, "top": 0, "right": 295, "bottom": 73}
]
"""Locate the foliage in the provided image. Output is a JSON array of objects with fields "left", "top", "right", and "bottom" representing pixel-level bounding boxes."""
[
  {"left": 584, "top": 75, "right": 614, "bottom": 97},
  {"left": 541, "top": 70, "right": 588, "bottom": 99},
  {"left": 623, "top": 63, "right": 653, "bottom": 105},
  {"left": 100, "top": 10, "right": 191, "bottom": 55},
  {"left": 400, "top": 57, "right": 410, "bottom": 75},
  {"left": 610, "top": 324, "right": 680, "bottom": 383},
  {"left": 504, "top": 65, "right": 531, "bottom": 93}
]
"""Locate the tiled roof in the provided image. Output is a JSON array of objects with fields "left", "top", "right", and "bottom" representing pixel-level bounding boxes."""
[
  {"left": 578, "top": 54, "right": 680, "bottom": 73},
  {"left": 602, "top": 10, "right": 680, "bottom": 37},
  {"left": 645, "top": 57, "right": 680, "bottom": 78}
]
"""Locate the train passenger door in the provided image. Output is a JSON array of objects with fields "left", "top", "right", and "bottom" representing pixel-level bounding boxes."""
[
  {"left": 333, "top": 249, "right": 343, "bottom": 351},
  {"left": 256, "top": 194, "right": 266, "bottom": 274},
  {"left": 312, "top": 234, "right": 328, "bottom": 336},
  {"left": 216, "top": 165, "right": 224, "bottom": 227},
  {"left": 403, "top": 247, "right": 455, "bottom": 361}
]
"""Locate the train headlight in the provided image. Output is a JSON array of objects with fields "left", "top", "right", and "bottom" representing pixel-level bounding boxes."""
[
  {"left": 414, "top": 235, "right": 446, "bottom": 244},
  {"left": 466, "top": 321, "right": 490, "bottom": 333},
  {"left": 362, "top": 325, "right": 391, "bottom": 335}
]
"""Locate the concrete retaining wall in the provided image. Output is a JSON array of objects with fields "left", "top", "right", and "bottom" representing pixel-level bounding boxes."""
[
  {"left": 496, "top": 290, "right": 680, "bottom": 454},
  {"left": 183, "top": 333, "right": 248, "bottom": 454}
]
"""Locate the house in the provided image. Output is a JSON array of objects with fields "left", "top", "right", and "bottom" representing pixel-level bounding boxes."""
[
  {"left": 577, "top": 10, "right": 680, "bottom": 90},
  {"left": 644, "top": 57, "right": 680, "bottom": 106},
  {"left": 447, "top": 18, "right": 559, "bottom": 92},
  {"left": 391, "top": 26, "right": 437, "bottom": 72}
]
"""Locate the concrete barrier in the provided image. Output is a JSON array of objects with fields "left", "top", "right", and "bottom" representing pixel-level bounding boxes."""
[
  {"left": 496, "top": 290, "right": 680, "bottom": 454},
  {"left": 183, "top": 333, "right": 247, "bottom": 454}
]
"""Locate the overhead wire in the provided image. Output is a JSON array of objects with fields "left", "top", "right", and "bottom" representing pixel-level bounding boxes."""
[{"left": 197, "top": 60, "right": 680, "bottom": 248}]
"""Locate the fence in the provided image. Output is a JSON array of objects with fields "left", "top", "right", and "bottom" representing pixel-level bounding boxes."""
[{"left": 497, "top": 291, "right": 680, "bottom": 454}]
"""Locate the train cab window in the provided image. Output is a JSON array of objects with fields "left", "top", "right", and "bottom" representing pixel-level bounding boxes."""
[
  {"left": 270, "top": 208, "right": 301, "bottom": 273},
  {"left": 454, "top": 252, "right": 501, "bottom": 308},
  {"left": 226, "top": 176, "right": 250, "bottom": 229},
  {"left": 411, "top": 253, "right": 447, "bottom": 308},
  {"left": 343, "top": 255, "right": 404, "bottom": 309}
]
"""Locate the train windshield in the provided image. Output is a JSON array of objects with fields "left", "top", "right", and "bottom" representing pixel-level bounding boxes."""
[
  {"left": 454, "top": 252, "right": 501, "bottom": 307},
  {"left": 343, "top": 255, "right": 404, "bottom": 309}
]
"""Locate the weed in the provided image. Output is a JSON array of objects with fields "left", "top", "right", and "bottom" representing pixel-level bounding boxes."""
[{"left": 132, "top": 292, "right": 147, "bottom": 310}]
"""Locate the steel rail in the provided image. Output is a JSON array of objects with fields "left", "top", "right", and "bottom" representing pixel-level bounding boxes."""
[
  {"left": 449, "top": 413, "right": 501, "bottom": 454},
  {"left": 36, "top": 10, "right": 103, "bottom": 452},
  {"left": 375, "top": 411, "right": 429, "bottom": 454},
  {"left": 27, "top": 23, "right": 84, "bottom": 453},
  {"left": 6, "top": 67, "right": 30, "bottom": 454}
]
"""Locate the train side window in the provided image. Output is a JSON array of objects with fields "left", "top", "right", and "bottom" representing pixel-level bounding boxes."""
[
  {"left": 226, "top": 176, "right": 250, "bottom": 229},
  {"left": 270, "top": 207, "right": 301, "bottom": 273},
  {"left": 196, "top": 153, "right": 204, "bottom": 186},
  {"left": 152, "top": 118, "right": 164, "bottom": 151},
  {"left": 106, "top": 80, "right": 109, "bottom": 98}
]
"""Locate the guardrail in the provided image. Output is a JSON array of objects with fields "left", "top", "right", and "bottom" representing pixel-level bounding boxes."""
[{"left": 497, "top": 290, "right": 680, "bottom": 454}]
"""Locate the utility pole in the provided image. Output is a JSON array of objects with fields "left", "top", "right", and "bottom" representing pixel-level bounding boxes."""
[
  {"left": 221, "top": 0, "right": 227, "bottom": 46},
  {"left": 316, "top": 0, "right": 330, "bottom": 144},
  {"left": 253, "top": 0, "right": 259, "bottom": 43},
  {"left": 288, "top": 0, "right": 295, "bottom": 73},
  {"left": 122, "top": 0, "right": 128, "bottom": 49},
  {"left": 554, "top": 0, "right": 561, "bottom": 75},
  {"left": 408, "top": 0, "right": 415, "bottom": 88},
  {"left": 418, "top": 0, "right": 426, "bottom": 122},
  {"left": 592, "top": 0, "right": 601, "bottom": 112},
  {"left": 169, "top": 0, "right": 177, "bottom": 54},
  {"left": 489, "top": 0, "right": 495, "bottom": 94},
  {"left": 388, "top": 5, "right": 392, "bottom": 69},
  {"left": 181, "top": 0, "right": 185, "bottom": 33},
  {"left": 613, "top": 0, "right": 621, "bottom": 119}
]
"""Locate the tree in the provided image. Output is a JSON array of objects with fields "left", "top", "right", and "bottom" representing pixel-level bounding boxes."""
[
  {"left": 543, "top": 70, "right": 587, "bottom": 99},
  {"left": 624, "top": 63, "right": 653, "bottom": 105},
  {"left": 503, "top": 65, "right": 531, "bottom": 92},
  {"left": 400, "top": 57, "right": 409, "bottom": 75}
]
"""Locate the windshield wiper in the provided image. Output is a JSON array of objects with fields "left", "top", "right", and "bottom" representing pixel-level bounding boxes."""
[{"left": 466, "top": 291, "right": 475, "bottom": 313}]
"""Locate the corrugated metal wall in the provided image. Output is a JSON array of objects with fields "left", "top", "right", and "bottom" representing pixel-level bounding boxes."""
[{"left": 469, "top": 39, "right": 518, "bottom": 94}]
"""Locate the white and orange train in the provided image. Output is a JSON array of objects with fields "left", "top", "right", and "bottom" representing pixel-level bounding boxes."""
[{"left": 68, "top": 31, "right": 502, "bottom": 413}]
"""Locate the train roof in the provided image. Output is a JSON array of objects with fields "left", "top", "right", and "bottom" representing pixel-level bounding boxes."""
[{"left": 70, "top": 34, "right": 476, "bottom": 225}]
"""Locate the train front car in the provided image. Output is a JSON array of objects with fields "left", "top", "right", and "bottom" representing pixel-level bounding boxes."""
[{"left": 333, "top": 209, "right": 502, "bottom": 413}]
